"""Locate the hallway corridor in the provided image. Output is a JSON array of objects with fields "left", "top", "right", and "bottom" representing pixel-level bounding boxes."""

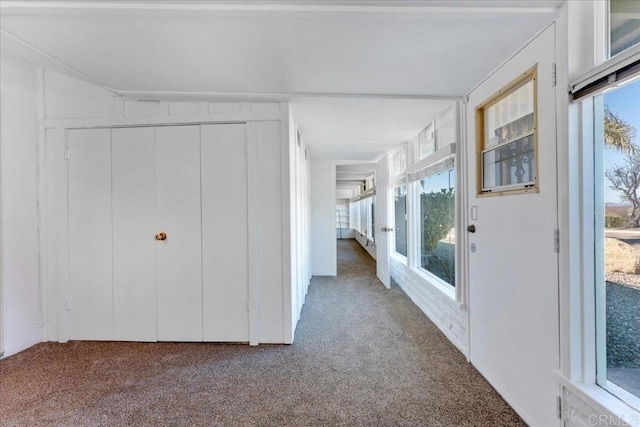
[{"left": 0, "top": 240, "right": 523, "bottom": 426}]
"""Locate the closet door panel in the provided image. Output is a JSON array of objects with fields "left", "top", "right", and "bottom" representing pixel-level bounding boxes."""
[
  {"left": 112, "top": 127, "right": 157, "bottom": 341},
  {"left": 68, "top": 128, "right": 113, "bottom": 340},
  {"left": 156, "top": 125, "right": 203, "bottom": 341},
  {"left": 201, "top": 124, "right": 249, "bottom": 342}
]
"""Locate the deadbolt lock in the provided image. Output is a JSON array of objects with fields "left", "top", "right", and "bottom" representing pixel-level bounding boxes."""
[{"left": 155, "top": 232, "right": 167, "bottom": 241}]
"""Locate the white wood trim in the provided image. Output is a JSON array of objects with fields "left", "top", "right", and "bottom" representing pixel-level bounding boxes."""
[
  {"left": 246, "top": 121, "right": 260, "bottom": 346},
  {"left": 280, "top": 104, "right": 293, "bottom": 344},
  {"left": 569, "top": 45, "right": 640, "bottom": 94},
  {"left": 36, "top": 66, "right": 48, "bottom": 342},
  {"left": 555, "top": 372, "right": 640, "bottom": 422},
  {"left": 456, "top": 100, "right": 468, "bottom": 309},
  {"left": 42, "top": 112, "right": 282, "bottom": 130},
  {"left": 0, "top": 1, "right": 561, "bottom": 15},
  {"left": 0, "top": 28, "right": 116, "bottom": 93},
  {"left": 119, "top": 91, "right": 462, "bottom": 102},
  {"left": 61, "top": 129, "right": 71, "bottom": 342}
]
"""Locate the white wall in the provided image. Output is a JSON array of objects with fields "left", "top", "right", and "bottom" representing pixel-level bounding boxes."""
[
  {"left": 310, "top": 160, "right": 337, "bottom": 276},
  {"left": 288, "top": 113, "right": 311, "bottom": 339},
  {"left": 39, "top": 69, "right": 294, "bottom": 344},
  {"left": 0, "top": 52, "right": 42, "bottom": 357}
]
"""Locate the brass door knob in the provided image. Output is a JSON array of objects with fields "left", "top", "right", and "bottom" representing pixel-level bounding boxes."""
[{"left": 155, "top": 232, "right": 167, "bottom": 241}]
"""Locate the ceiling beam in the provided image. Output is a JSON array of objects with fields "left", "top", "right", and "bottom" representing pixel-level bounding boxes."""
[
  {"left": 117, "top": 90, "right": 463, "bottom": 102},
  {"left": 0, "top": 1, "right": 562, "bottom": 15}
]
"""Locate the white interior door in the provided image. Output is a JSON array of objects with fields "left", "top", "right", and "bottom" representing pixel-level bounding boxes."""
[
  {"left": 112, "top": 127, "right": 157, "bottom": 341},
  {"left": 201, "top": 124, "right": 249, "bottom": 342},
  {"left": 375, "top": 154, "right": 391, "bottom": 288},
  {"left": 68, "top": 128, "right": 113, "bottom": 340},
  {"left": 466, "top": 25, "right": 559, "bottom": 427},
  {"left": 156, "top": 125, "right": 203, "bottom": 341}
]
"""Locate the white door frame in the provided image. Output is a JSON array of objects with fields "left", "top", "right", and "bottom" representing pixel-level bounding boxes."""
[{"left": 375, "top": 154, "right": 391, "bottom": 288}]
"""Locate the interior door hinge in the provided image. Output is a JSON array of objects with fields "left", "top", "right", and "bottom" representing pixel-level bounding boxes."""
[
  {"left": 551, "top": 63, "right": 557, "bottom": 87},
  {"left": 64, "top": 148, "right": 69, "bottom": 160},
  {"left": 556, "top": 395, "right": 562, "bottom": 419},
  {"left": 554, "top": 229, "right": 560, "bottom": 253},
  {"left": 65, "top": 297, "right": 71, "bottom": 312}
]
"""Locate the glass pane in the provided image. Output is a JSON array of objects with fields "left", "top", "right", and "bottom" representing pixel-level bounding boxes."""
[
  {"left": 370, "top": 196, "right": 376, "bottom": 241},
  {"left": 610, "top": 0, "right": 640, "bottom": 57},
  {"left": 482, "top": 134, "right": 535, "bottom": 190},
  {"left": 484, "top": 80, "right": 534, "bottom": 150},
  {"left": 392, "top": 146, "right": 407, "bottom": 176},
  {"left": 419, "top": 123, "right": 435, "bottom": 159},
  {"left": 360, "top": 199, "right": 367, "bottom": 235},
  {"left": 419, "top": 170, "right": 456, "bottom": 286},
  {"left": 437, "top": 105, "right": 456, "bottom": 147},
  {"left": 597, "top": 78, "right": 640, "bottom": 402},
  {"left": 394, "top": 185, "right": 407, "bottom": 257}
]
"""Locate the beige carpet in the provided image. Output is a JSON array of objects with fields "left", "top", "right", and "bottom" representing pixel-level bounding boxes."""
[{"left": 0, "top": 240, "right": 524, "bottom": 426}]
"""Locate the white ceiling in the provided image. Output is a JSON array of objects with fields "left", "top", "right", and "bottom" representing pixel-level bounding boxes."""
[
  {"left": 336, "top": 163, "right": 376, "bottom": 191},
  {"left": 291, "top": 97, "right": 452, "bottom": 161},
  {"left": 0, "top": 0, "right": 563, "bottom": 162}
]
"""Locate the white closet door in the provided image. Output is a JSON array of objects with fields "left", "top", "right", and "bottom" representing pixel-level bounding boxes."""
[
  {"left": 112, "top": 127, "right": 157, "bottom": 341},
  {"left": 68, "top": 129, "right": 113, "bottom": 340},
  {"left": 201, "top": 124, "right": 249, "bottom": 342},
  {"left": 156, "top": 125, "right": 203, "bottom": 341}
]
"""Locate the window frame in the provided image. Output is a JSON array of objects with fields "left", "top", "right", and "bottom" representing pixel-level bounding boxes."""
[
  {"left": 475, "top": 65, "right": 539, "bottom": 197},
  {"left": 391, "top": 183, "right": 408, "bottom": 261},
  {"left": 415, "top": 168, "right": 457, "bottom": 291},
  {"left": 592, "top": 88, "right": 640, "bottom": 411}
]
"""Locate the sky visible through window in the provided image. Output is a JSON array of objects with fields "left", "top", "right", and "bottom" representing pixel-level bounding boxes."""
[{"left": 604, "top": 79, "right": 640, "bottom": 204}]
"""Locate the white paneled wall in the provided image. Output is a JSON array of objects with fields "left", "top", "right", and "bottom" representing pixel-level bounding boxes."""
[
  {"left": 40, "top": 68, "right": 297, "bottom": 345},
  {"left": 0, "top": 52, "right": 42, "bottom": 357},
  {"left": 391, "top": 259, "right": 467, "bottom": 355},
  {"left": 310, "top": 160, "right": 337, "bottom": 276}
]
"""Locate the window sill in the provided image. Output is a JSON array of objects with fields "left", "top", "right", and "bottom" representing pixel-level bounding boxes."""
[
  {"left": 390, "top": 256, "right": 457, "bottom": 302},
  {"left": 554, "top": 371, "right": 640, "bottom": 423},
  {"left": 390, "top": 252, "right": 407, "bottom": 264},
  {"left": 413, "top": 267, "right": 456, "bottom": 300}
]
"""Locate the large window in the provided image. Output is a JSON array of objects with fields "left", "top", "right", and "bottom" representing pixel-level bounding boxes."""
[
  {"left": 594, "top": 78, "right": 640, "bottom": 408},
  {"left": 419, "top": 169, "right": 456, "bottom": 287},
  {"left": 369, "top": 196, "right": 375, "bottom": 242},
  {"left": 394, "top": 185, "right": 407, "bottom": 257}
]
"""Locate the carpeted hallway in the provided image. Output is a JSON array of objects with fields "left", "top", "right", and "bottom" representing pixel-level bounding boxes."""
[{"left": 0, "top": 240, "right": 523, "bottom": 426}]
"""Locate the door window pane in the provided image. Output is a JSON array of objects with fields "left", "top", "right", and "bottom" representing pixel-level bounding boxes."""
[
  {"left": 596, "top": 78, "right": 640, "bottom": 406},
  {"left": 419, "top": 170, "right": 456, "bottom": 286},
  {"left": 394, "top": 185, "right": 407, "bottom": 257}
]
